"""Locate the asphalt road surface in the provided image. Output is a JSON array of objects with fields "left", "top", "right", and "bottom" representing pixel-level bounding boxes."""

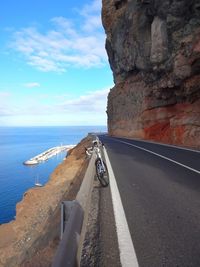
[{"left": 99, "top": 135, "right": 200, "bottom": 267}]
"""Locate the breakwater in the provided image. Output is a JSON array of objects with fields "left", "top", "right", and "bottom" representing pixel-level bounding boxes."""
[{"left": 23, "top": 145, "right": 75, "bottom": 165}]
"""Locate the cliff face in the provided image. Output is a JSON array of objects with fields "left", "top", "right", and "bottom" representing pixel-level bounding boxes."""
[
  {"left": 0, "top": 136, "right": 92, "bottom": 267},
  {"left": 102, "top": 0, "right": 200, "bottom": 148}
]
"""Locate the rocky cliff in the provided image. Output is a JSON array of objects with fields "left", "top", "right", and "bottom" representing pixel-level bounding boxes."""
[
  {"left": 0, "top": 136, "right": 92, "bottom": 267},
  {"left": 102, "top": 0, "right": 200, "bottom": 148}
]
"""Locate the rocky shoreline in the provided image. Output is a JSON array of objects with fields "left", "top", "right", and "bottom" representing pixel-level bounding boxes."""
[{"left": 0, "top": 135, "right": 92, "bottom": 267}]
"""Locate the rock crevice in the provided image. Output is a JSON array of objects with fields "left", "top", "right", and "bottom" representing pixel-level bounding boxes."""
[{"left": 102, "top": 0, "right": 200, "bottom": 148}]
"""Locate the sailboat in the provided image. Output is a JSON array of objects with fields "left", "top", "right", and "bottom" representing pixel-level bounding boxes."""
[{"left": 35, "top": 175, "right": 42, "bottom": 187}]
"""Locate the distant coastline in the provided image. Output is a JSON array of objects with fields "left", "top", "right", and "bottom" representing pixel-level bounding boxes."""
[
  {"left": 0, "top": 126, "right": 106, "bottom": 224},
  {"left": 0, "top": 135, "right": 93, "bottom": 266}
]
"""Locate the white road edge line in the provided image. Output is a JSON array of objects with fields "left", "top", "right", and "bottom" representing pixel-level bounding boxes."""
[
  {"left": 116, "top": 140, "right": 200, "bottom": 175},
  {"left": 115, "top": 137, "right": 200, "bottom": 154},
  {"left": 103, "top": 147, "right": 139, "bottom": 267}
]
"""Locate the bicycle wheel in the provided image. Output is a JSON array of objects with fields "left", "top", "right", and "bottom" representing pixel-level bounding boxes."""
[
  {"left": 95, "top": 159, "right": 102, "bottom": 178},
  {"left": 101, "top": 161, "right": 109, "bottom": 187},
  {"left": 95, "top": 159, "right": 109, "bottom": 187}
]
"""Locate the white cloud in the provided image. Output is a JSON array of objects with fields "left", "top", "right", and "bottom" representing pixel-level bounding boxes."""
[
  {"left": 57, "top": 87, "right": 110, "bottom": 113},
  {"left": 23, "top": 87, "right": 111, "bottom": 116},
  {"left": 10, "top": 1, "right": 107, "bottom": 72},
  {"left": 24, "top": 82, "right": 40, "bottom": 88},
  {"left": 0, "top": 91, "right": 18, "bottom": 116},
  {"left": 0, "top": 92, "right": 11, "bottom": 97},
  {"left": 80, "top": 0, "right": 101, "bottom": 16},
  {"left": 80, "top": 0, "right": 102, "bottom": 32},
  {"left": 83, "top": 15, "right": 102, "bottom": 32},
  {"left": 51, "top": 17, "right": 77, "bottom": 37},
  {"left": 0, "top": 86, "right": 112, "bottom": 126}
]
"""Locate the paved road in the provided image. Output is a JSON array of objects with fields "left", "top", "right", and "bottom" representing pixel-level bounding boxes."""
[{"left": 98, "top": 135, "right": 200, "bottom": 267}]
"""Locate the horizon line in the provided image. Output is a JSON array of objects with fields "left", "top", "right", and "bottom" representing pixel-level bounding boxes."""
[{"left": 0, "top": 125, "right": 107, "bottom": 127}]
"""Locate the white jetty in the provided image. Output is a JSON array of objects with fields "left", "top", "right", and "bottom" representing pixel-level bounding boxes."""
[{"left": 23, "top": 145, "right": 75, "bottom": 165}]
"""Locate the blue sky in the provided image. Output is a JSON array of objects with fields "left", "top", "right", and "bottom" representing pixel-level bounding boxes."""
[{"left": 0, "top": 0, "right": 113, "bottom": 126}]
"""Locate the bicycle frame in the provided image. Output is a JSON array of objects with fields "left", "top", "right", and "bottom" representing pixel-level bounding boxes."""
[
  {"left": 85, "top": 142, "right": 109, "bottom": 187},
  {"left": 94, "top": 147, "right": 106, "bottom": 173}
]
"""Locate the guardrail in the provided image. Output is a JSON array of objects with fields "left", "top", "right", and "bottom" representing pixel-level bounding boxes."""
[
  {"left": 52, "top": 201, "right": 83, "bottom": 267},
  {"left": 52, "top": 153, "right": 96, "bottom": 267}
]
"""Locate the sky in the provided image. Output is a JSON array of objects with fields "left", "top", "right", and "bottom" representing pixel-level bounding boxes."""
[{"left": 0, "top": 0, "right": 114, "bottom": 126}]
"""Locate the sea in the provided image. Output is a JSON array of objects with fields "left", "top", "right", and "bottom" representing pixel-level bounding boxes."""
[{"left": 0, "top": 126, "right": 106, "bottom": 224}]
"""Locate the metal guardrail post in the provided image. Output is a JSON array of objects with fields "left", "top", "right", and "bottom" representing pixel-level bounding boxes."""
[
  {"left": 52, "top": 201, "right": 84, "bottom": 267},
  {"left": 60, "top": 201, "right": 78, "bottom": 240}
]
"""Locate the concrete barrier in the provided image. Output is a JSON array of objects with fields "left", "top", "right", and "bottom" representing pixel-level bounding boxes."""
[{"left": 52, "top": 153, "right": 96, "bottom": 267}]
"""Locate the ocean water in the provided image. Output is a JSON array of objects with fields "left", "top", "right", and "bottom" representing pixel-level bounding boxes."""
[{"left": 0, "top": 126, "right": 106, "bottom": 224}]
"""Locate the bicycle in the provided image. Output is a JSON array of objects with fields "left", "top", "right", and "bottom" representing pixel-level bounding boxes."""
[{"left": 85, "top": 140, "right": 109, "bottom": 187}]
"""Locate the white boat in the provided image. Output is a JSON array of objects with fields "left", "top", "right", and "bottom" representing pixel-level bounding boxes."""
[
  {"left": 35, "top": 175, "right": 42, "bottom": 187},
  {"left": 35, "top": 182, "right": 42, "bottom": 187}
]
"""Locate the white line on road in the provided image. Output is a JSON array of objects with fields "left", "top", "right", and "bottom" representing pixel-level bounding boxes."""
[
  {"left": 115, "top": 140, "right": 200, "bottom": 175},
  {"left": 115, "top": 137, "right": 200, "bottom": 154},
  {"left": 103, "top": 147, "right": 139, "bottom": 267}
]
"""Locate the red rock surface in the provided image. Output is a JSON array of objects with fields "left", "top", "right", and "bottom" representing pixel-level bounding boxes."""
[{"left": 102, "top": 0, "right": 200, "bottom": 148}]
